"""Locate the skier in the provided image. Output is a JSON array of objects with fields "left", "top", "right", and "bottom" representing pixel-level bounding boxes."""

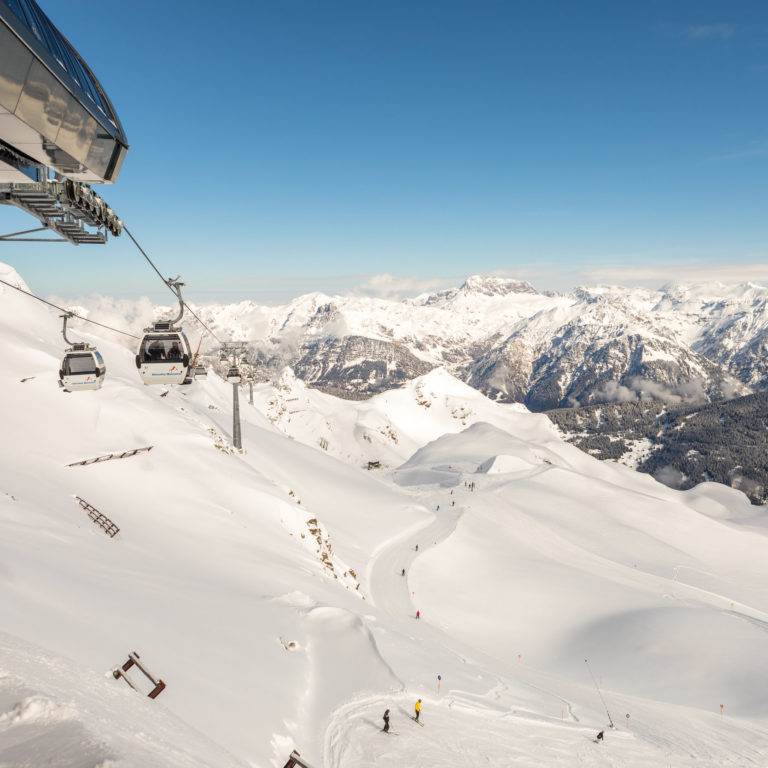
[
  {"left": 415, "top": 544, "right": 419, "bottom": 552},
  {"left": 414, "top": 699, "right": 422, "bottom": 721},
  {"left": 416, "top": 610, "right": 420, "bottom": 619},
  {"left": 382, "top": 709, "right": 390, "bottom": 732},
  {"left": 596, "top": 730, "right": 604, "bottom": 743},
  {"left": 401, "top": 568, "right": 405, "bottom": 577}
]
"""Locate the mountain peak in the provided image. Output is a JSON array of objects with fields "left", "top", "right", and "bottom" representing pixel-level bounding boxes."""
[{"left": 460, "top": 275, "right": 538, "bottom": 297}]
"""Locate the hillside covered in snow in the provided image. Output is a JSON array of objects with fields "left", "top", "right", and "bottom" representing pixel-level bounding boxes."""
[{"left": 3, "top": 261, "right": 768, "bottom": 767}]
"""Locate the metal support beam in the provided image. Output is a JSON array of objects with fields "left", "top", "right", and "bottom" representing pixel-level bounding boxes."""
[
  {"left": 0, "top": 225, "right": 65, "bottom": 242},
  {"left": 0, "top": 179, "right": 121, "bottom": 245},
  {"left": 220, "top": 342, "right": 248, "bottom": 450},
  {"left": 233, "top": 382, "right": 242, "bottom": 450}
]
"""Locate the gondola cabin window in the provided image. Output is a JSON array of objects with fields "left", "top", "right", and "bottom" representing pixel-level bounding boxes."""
[
  {"left": 63, "top": 353, "right": 98, "bottom": 375},
  {"left": 140, "top": 336, "right": 186, "bottom": 362}
]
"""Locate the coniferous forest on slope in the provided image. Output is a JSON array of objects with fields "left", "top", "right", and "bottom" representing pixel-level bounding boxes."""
[{"left": 546, "top": 392, "right": 768, "bottom": 505}]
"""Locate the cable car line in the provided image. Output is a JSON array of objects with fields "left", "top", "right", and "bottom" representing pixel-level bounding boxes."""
[
  {"left": 122, "top": 225, "right": 168, "bottom": 285},
  {"left": 123, "top": 225, "right": 224, "bottom": 346},
  {"left": 3, "top": 223, "right": 230, "bottom": 390},
  {"left": 0, "top": 276, "right": 140, "bottom": 340}
]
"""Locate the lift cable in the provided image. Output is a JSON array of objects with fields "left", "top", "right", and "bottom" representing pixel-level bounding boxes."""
[
  {"left": 123, "top": 226, "right": 224, "bottom": 346},
  {"left": 0, "top": 276, "right": 140, "bottom": 340}
]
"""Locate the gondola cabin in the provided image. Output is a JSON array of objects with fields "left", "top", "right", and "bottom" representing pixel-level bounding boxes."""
[
  {"left": 59, "top": 343, "right": 106, "bottom": 392},
  {"left": 135, "top": 322, "right": 191, "bottom": 385},
  {"left": 226, "top": 366, "right": 241, "bottom": 384},
  {"left": 194, "top": 364, "right": 207, "bottom": 378}
]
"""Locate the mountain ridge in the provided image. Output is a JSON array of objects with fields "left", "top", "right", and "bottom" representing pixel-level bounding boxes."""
[{"left": 173, "top": 275, "right": 767, "bottom": 409}]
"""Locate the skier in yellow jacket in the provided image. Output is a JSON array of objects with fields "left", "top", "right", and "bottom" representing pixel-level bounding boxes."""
[{"left": 414, "top": 699, "right": 422, "bottom": 721}]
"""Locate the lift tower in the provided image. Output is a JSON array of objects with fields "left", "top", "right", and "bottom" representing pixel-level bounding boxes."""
[{"left": 221, "top": 342, "right": 248, "bottom": 450}]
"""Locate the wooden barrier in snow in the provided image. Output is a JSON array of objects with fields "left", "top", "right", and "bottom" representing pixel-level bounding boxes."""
[
  {"left": 112, "top": 652, "right": 166, "bottom": 699},
  {"left": 281, "top": 751, "right": 317, "bottom": 768},
  {"left": 75, "top": 496, "right": 119, "bottom": 538},
  {"left": 66, "top": 446, "right": 153, "bottom": 467}
]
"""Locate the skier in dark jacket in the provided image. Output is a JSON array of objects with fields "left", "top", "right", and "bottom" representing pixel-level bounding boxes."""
[
  {"left": 596, "top": 730, "right": 604, "bottom": 742},
  {"left": 382, "top": 709, "right": 390, "bottom": 732}
]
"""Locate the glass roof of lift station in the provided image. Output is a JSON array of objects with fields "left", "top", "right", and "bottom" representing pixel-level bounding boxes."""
[
  {"left": 0, "top": 0, "right": 128, "bottom": 182},
  {"left": 2, "top": 0, "right": 125, "bottom": 136}
]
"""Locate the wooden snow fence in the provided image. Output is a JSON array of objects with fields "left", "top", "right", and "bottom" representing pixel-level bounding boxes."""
[
  {"left": 112, "top": 651, "right": 166, "bottom": 699},
  {"left": 66, "top": 445, "right": 153, "bottom": 467},
  {"left": 281, "top": 751, "right": 317, "bottom": 768},
  {"left": 75, "top": 496, "right": 119, "bottom": 538}
]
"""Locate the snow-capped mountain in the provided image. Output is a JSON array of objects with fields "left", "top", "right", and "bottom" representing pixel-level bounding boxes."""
[
  {"left": 466, "top": 289, "right": 748, "bottom": 410},
  {"left": 172, "top": 276, "right": 766, "bottom": 408}
]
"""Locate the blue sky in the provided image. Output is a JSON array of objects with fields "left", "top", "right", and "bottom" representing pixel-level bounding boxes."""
[{"left": 4, "top": 0, "right": 768, "bottom": 303}]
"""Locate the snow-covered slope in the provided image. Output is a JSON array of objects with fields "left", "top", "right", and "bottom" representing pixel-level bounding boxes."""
[
  {"left": 250, "top": 366, "right": 529, "bottom": 468},
  {"left": 3, "top": 263, "right": 768, "bottom": 767},
  {"left": 0, "top": 632, "right": 245, "bottom": 768}
]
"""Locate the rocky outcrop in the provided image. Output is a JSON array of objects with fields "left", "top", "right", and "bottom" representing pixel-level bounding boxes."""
[{"left": 293, "top": 335, "right": 434, "bottom": 396}]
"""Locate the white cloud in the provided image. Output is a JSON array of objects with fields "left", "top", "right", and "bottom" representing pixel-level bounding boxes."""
[
  {"left": 322, "top": 315, "right": 349, "bottom": 340},
  {"left": 720, "top": 377, "right": 742, "bottom": 400},
  {"left": 428, "top": 262, "right": 768, "bottom": 295},
  {"left": 686, "top": 24, "right": 734, "bottom": 39},
  {"left": 627, "top": 376, "right": 707, "bottom": 406},
  {"left": 352, "top": 274, "right": 453, "bottom": 300},
  {"left": 593, "top": 380, "right": 638, "bottom": 403},
  {"left": 653, "top": 465, "right": 686, "bottom": 489},
  {"left": 574, "top": 262, "right": 768, "bottom": 289},
  {"left": 714, "top": 143, "right": 768, "bottom": 161},
  {"left": 592, "top": 377, "right": 708, "bottom": 406},
  {"left": 47, "top": 293, "right": 155, "bottom": 349},
  {"left": 486, "top": 363, "right": 511, "bottom": 395}
]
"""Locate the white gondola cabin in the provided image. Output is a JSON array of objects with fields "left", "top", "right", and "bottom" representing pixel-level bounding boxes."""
[
  {"left": 59, "top": 343, "right": 106, "bottom": 392},
  {"left": 134, "top": 277, "right": 193, "bottom": 386},
  {"left": 194, "top": 364, "right": 207, "bottom": 378},
  {"left": 58, "top": 313, "right": 106, "bottom": 392},
  {"left": 226, "top": 366, "right": 241, "bottom": 383},
  {"left": 135, "top": 323, "right": 191, "bottom": 385}
]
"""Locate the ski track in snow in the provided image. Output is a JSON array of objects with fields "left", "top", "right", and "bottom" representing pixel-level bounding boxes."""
[
  {"left": 326, "top": 490, "right": 588, "bottom": 767},
  {"left": 368, "top": 491, "right": 460, "bottom": 618},
  {"left": 324, "top": 478, "right": 768, "bottom": 768}
]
